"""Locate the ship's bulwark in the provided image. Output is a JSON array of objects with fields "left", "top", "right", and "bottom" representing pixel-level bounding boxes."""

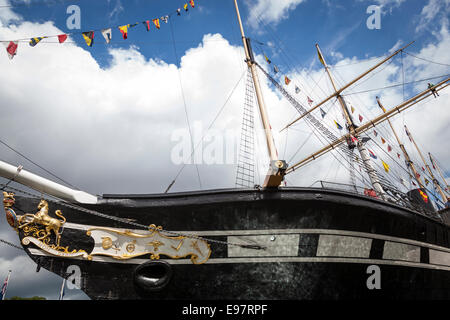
[{"left": 12, "top": 188, "right": 450, "bottom": 299}]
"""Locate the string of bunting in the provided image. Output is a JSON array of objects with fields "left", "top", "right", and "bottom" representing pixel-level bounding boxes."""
[
  {"left": 2, "top": 0, "right": 196, "bottom": 60},
  {"left": 262, "top": 51, "right": 313, "bottom": 107},
  {"left": 261, "top": 45, "right": 424, "bottom": 190}
]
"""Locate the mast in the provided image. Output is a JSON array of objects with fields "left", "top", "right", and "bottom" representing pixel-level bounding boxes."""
[
  {"left": 285, "top": 77, "right": 449, "bottom": 173},
  {"left": 429, "top": 152, "right": 450, "bottom": 193},
  {"left": 233, "top": 0, "right": 287, "bottom": 188},
  {"left": 404, "top": 125, "right": 448, "bottom": 204},
  {"left": 376, "top": 97, "right": 425, "bottom": 189},
  {"left": 281, "top": 42, "right": 414, "bottom": 132},
  {"left": 316, "top": 44, "right": 387, "bottom": 200}
]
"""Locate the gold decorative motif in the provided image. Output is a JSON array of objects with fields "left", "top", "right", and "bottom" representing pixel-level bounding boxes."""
[
  {"left": 102, "top": 237, "right": 113, "bottom": 250},
  {"left": 126, "top": 241, "right": 136, "bottom": 253},
  {"left": 3, "top": 192, "right": 211, "bottom": 265},
  {"left": 148, "top": 240, "right": 164, "bottom": 252},
  {"left": 2, "top": 192, "right": 85, "bottom": 257},
  {"left": 3, "top": 192, "right": 19, "bottom": 230},
  {"left": 18, "top": 199, "right": 66, "bottom": 248},
  {"left": 86, "top": 225, "right": 211, "bottom": 264},
  {"left": 171, "top": 239, "right": 184, "bottom": 251},
  {"left": 190, "top": 240, "right": 203, "bottom": 256}
]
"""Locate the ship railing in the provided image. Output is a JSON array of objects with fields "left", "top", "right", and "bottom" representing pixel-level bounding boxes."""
[{"left": 315, "top": 180, "right": 443, "bottom": 222}]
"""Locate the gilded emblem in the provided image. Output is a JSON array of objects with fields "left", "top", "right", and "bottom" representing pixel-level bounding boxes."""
[
  {"left": 3, "top": 192, "right": 88, "bottom": 258},
  {"left": 126, "top": 241, "right": 136, "bottom": 253},
  {"left": 102, "top": 237, "right": 113, "bottom": 250}
]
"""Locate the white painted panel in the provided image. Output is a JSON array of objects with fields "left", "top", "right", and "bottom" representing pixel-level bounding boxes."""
[
  {"left": 316, "top": 235, "right": 372, "bottom": 258},
  {"left": 383, "top": 242, "right": 420, "bottom": 262},
  {"left": 228, "top": 234, "right": 299, "bottom": 257},
  {"left": 429, "top": 249, "right": 450, "bottom": 267}
]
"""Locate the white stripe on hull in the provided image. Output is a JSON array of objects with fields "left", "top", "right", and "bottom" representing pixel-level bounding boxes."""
[
  {"left": 27, "top": 247, "right": 450, "bottom": 271},
  {"left": 63, "top": 222, "right": 450, "bottom": 253}
]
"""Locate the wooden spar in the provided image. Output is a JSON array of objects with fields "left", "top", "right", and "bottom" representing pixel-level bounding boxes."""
[
  {"left": 376, "top": 97, "right": 425, "bottom": 189},
  {"left": 233, "top": 0, "right": 287, "bottom": 187},
  {"left": 429, "top": 152, "right": 450, "bottom": 193},
  {"left": 285, "top": 77, "right": 450, "bottom": 174},
  {"left": 404, "top": 125, "right": 448, "bottom": 204},
  {"left": 0, "top": 159, "right": 98, "bottom": 204},
  {"left": 315, "top": 44, "right": 386, "bottom": 199},
  {"left": 280, "top": 41, "right": 415, "bottom": 132},
  {"left": 233, "top": 0, "right": 277, "bottom": 161}
]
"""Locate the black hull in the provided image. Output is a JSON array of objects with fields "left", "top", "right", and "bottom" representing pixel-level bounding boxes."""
[{"left": 11, "top": 188, "right": 450, "bottom": 299}]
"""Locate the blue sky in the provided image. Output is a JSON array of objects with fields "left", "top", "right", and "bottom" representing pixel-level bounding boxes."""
[
  {"left": 2, "top": 0, "right": 442, "bottom": 69},
  {"left": 0, "top": 0, "right": 449, "bottom": 300}
]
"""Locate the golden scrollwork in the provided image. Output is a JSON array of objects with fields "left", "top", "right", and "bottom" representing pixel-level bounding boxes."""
[{"left": 86, "top": 225, "right": 212, "bottom": 264}]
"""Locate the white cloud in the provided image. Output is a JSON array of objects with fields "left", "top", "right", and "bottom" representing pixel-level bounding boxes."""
[
  {"left": 0, "top": 2, "right": 449, "bottom": 300},
  {"left": 245, "top": 0, "right": 306, "bottom": 29},
  {"left": 0, "top": 0, "right": 22, "bottom": 25},
  {"left": 415, "top": 0, "right": 450, "bottom": 33}
]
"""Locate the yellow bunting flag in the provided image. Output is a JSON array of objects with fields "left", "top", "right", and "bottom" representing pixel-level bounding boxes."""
[
  {"left": 153, "top": 18, "right": 160, "bottom": 29},
  {"left": 184, "top": 3, "right": 189, "bottom": 11},
  {"left": 419, "top": 189, "right": 429, "bottom": 203},
  {"left": 119, "top": 25, "right": 128, "bottom": 39},
  {"left": 382, "top": 160, "right": 390, "bottom": 173},
  {"left": 82, "top": 31, "right": 94, "bottom": 47}
]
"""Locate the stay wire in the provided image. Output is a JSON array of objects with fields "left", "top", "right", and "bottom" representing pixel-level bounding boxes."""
[
  {"left": 168, "top": 17, "right": 202, "bottom": 191},
  {"left": 0, "top": 139, "right": 79, "bottom": 190},
  {"left": 164, "top": 69, "right": 247, "bottom": 193},
  {"left": 1, "top": 182, "right": 266, "bottom": 250}
]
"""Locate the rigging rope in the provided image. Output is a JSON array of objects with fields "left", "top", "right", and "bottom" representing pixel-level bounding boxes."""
[
  {"left": 404, "top": 51, "right": 450, "bottom": 67},
  {"left": 1, "top": 182, "right": 267, "bottom": 251},
  {"left": 168, "top": 18, "right": 202, "bottom": 191},
  {"left": 164, "top": 69, "right": 247, "bottom": 193},
  {"left": 342, "top": 74, "right": 450, "bottom": 96},
  {"left": 0, "top": 139, "right": 79, "bottom": 190}
]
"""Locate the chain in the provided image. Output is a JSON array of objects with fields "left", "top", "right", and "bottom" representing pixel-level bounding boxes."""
[
  {"left": 1, "top": 184, "right": 266, "bottom": 250},
  {"left": 0, "top": 238, "right": 24, "bottom": 251}
]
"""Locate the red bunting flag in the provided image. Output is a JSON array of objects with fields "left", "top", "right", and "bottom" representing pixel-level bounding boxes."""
[
  {"left": 397, "top": 153, "right": 401, "bottom": 159},
  {"left": 359, "top": 114, "right": 363, "bottom": 122},
  {"left": 58, "top": 34, "right": 68, "bottom": 43},
  {"left": 307, "top": 96, "right": 313, "bottom": 106},
  {"left": 144, "top": 20, "right": 150, "bottom": 31},
  {"left": 387, "top": 145, "right": 392, "bottom": 152},
  {"left": 189, "top": 0, "right": 195, "bottom": 8},
  {"left": 5, "top": 41, "right": 18, "bottom": 59},
  {"left": 285, "top": 76, "right": 291, "bottom": 85}
]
